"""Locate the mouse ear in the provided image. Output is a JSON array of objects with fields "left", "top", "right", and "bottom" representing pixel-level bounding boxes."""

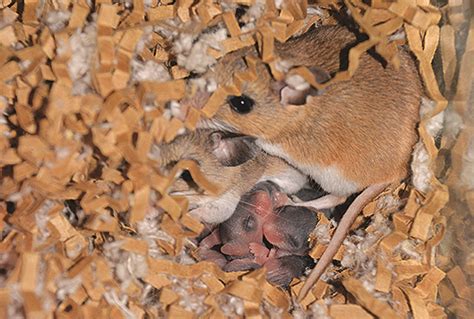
[
  {"left": 273, "top": 67, "right": 331, "bottom": 106},
  {"left": 210, "top": 132, "right": 259, "bottom": 167}
]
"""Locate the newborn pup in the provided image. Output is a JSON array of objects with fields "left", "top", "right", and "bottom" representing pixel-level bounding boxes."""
[
  {"left": 197, "top": 181, "right": 281, "bottom": 270},
  {"left": 196, "top": 25, "right": 422, "bottom": 298},
  {"left": 265, "top": 255, "right": 315, "bottom": 288},
  {"left": 198, "top": 182, "right": 318, "bottom": 287},
  {"left": 155, "top": 129, "right": 307, "bottom": 224},
  {"left": 252, "top": 205, "right": 318, "bottom": 262}
]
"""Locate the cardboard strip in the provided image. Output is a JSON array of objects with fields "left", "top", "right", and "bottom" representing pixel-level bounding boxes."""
[{"left": 342, "top": 277, "right": 399, "bottom": 319}]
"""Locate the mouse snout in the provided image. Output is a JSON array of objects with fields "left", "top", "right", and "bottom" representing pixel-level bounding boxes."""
[{"left": 262, "top": 221, "right": 284, "bottom": 248}]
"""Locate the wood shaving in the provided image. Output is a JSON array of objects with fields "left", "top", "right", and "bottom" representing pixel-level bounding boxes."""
[{"left": 0, "top": 0, "right": 471, "bottom": 318}]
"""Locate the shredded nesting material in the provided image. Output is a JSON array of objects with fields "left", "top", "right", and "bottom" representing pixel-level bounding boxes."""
[{"left": 0, "top": 0, "right": 472, "bottom": 318}]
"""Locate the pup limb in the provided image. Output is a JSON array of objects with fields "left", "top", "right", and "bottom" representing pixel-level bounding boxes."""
[
  {"left": 197, "top": 229, "right": 228, "bottom": 268},
  {"left": 223, "top": 258, "right": 261, "bottom": 272},
  {"left": 266, "top": 255, "right": 315, "bottom": 288}
]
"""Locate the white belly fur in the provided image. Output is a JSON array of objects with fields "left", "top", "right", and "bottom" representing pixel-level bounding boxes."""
[
  {"left": 256, "top": 139, "right": 359, "bottom": 196},
  {"left": 258, "top": 166, "right": 307, "bottom": 195}
]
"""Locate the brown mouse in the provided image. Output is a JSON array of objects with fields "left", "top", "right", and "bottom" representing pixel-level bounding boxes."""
[
  {"left": 194, "top": 25, "right": 422, "bottom": 299},
  {"left": 154, "top": 129, "right": 307, "bottom": 224}
]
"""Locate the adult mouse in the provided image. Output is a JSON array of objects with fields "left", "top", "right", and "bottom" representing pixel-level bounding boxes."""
[{"left": 195, "top": 25, "right": 422, "bottom": 298}]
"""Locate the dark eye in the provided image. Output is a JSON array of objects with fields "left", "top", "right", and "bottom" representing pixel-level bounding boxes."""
[
  {"left": 243, "top": 215, "right": 256, "bottom": 231},
  {"left": 228, "top": 95, "right": 254, "bottom": 114},
  {"left": 180, "top": 170, "right": 193, "bottom": 183}
]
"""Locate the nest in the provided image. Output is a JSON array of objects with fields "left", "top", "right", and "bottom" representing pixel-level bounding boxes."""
[{"left": 0, "top": 0, "right": 472, "bottom": 318}]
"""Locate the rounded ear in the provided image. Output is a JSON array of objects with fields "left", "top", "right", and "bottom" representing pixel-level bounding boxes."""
[
  {"left": 273, "top": 66, "right": 331, "bottom": 106},
  {"left": 210, "top": 132, "right": 259, "bottom": 167}
]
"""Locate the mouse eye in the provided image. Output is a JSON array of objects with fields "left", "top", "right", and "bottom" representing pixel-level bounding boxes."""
[
  {"left": 179, "top": 169, "right": 199, "bottom": 189},
  {"left": 180, "top": 170, "right": 193, "bottom": 183},
  {"left": 243, "top": 215, "right": 256, "bottom": 231},
  {"left": 228, "top": 95, "right": 254, "bottom": 114}
]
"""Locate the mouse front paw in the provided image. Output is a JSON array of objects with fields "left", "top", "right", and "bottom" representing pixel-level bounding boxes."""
[{"left": 249, "top": 243, "right": 270, "bottom": 264}]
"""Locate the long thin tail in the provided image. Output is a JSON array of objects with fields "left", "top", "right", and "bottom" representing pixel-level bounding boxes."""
[{"left": 297, "top": 183, "right": 389, "bottom": 302}]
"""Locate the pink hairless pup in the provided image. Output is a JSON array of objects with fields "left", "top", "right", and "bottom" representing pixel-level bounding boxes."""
[{"left": 198, "top": 181, "right": 317, "bottom": 287}]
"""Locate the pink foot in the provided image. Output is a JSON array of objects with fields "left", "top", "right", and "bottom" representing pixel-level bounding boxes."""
[{"left": 249, "top": 242, "right": 270, "bottom": 265}]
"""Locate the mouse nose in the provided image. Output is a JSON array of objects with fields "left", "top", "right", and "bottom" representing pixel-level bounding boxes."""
[{"left": 262, "top": 222, "right": 281, "bottom": 246}]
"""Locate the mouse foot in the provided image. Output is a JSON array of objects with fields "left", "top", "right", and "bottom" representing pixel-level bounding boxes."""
[
  {"left": 293, "top": 194, "right": 346, "bottom": 210},
  {"left": 249, "top": 243, "right": 270, "bottom": 265}
]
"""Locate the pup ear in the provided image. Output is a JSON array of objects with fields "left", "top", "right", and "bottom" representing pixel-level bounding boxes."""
[
  {"left": 273, "top": 67, "right": 331, "bottom": 106},
  {"left": 210, "top": 132, "right": 259, "bottom": 167}
]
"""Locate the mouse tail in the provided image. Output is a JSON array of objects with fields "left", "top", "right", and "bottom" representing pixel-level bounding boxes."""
[{"left": 297, "top": 183, "right": 390, "bottom": 302}]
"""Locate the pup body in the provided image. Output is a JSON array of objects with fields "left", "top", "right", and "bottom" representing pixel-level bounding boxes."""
[
  {"left": 156, "top": 130, "right": 307, "bottom": 224},
  {"left": 198, "top": 181, "right": 317, "bottom": 287},
  {"left": 198, "top": 26, "right": 422, "bottom": 297}
]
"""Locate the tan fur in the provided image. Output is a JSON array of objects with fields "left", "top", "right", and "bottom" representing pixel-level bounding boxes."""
[
  {"left": 207, "top": 25, "right": 422, "bottom": 195},
  {"left": 157, "top": 130, "right": 306, "bottom": 222}
]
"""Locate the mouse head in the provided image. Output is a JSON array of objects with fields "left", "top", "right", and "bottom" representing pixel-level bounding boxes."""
[
  {"left": 263, "top": 205, "right": 318, "bottom": 254},
  {"left": 199, "top": 45, "right": 330, "bottom": 139},
  {"left": 219, "top": 181, "right": 283, "bottom": 246},
  {"left": 155, "top": 129, "right": 258, "bottom": 209}
]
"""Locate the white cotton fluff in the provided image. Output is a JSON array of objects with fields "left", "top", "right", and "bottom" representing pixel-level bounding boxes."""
[
  {"left": 130, "top": 60, "right": 171, "bottom": 83},
  {"left": 461, "top": 136, "right": 474, "bottom": 189},
  {"left": 7, "top": 284, "right": 24, "bottom": 319},
  {"left": 395, "top": 239, "right": 422, "bottom": 261},
  {"left": 389, "top": 29, "right": 406, "bottom": 41},
  {"left": 174, "top": 27, "right": 228, "bottom": 74},
  {"left": 144, "top": 0, "right": 153, "bottom": 8},
  {"left": 419, "top": 98, "right": 445, "bottom": 137},
  {"left": 247, "top": 0, "right": 266, "bottom": 21},
  {"left": 115, "top": 0, "right": 133, "bottom": 10},
  {"left": 102, "top": 240, "right": 148, "bottom": 295},
  {"left": 217, "top": 294, "right": 245, "bottom": 317},
  {"left": 312, "top": 223, "right": 331, "bottom": 245},
  {"left": 135, "top": 26, "right": 153, "bottom": 54},
  {"left": 411, "top": 142, "right": 432, "bottom": 193},
  {"left": 443, "top": 108, "right": 464, "bottom": 140},
  {"left": 340, "top": 213, "right": 391, "bottom": 287},
  {"left": 275, "top": 59, "right": 293, "bottom": 73},
  {"left": 240, "top": 0, "right": 266, "bottom": 33},
  {"left": 411, "top": 98, "right": 445, "bottom": 193},
  {"left": 66, "top": 18, "right": 97, "bottom": 95},
  {"left": 274, "top": 0, "right": 284, "bottom": 9},
  {"left": 44, "top": 10, "right": 71, "bottom": 32},
  {"left": 104, "top": 290, "right": 136, "bottom": 319},
  {"left": 35, "top": 200, "right": 54, "bottom": 244},
  {"left": 310, "top": 303, "right": 331, "bottom": 319},
  {"left": 170, "top": 277, "right": 207, "bottom": 315},
  {"left": 55, "top": 276, "right": 83, "bottom": 301},
  {"left": 136, "top": 208, "right": 175, "bottom": 259}
]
